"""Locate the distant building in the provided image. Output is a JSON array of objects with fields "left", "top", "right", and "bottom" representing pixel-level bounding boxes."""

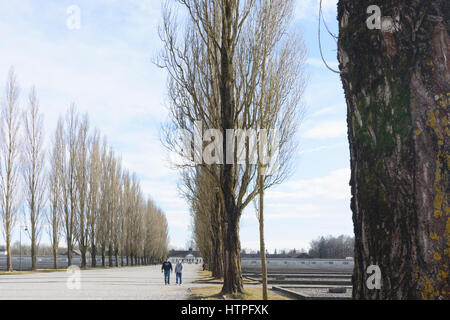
[{"left": 167, "top": 248, "right": 203, "bottom": 264}]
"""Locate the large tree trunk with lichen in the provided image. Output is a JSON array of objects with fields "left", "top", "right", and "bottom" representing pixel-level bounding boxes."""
[
  {"left": 338, "top": 0, "right": 449, "bottom": 299},
  {"left": 221, "top": 203, "right": 244, "bottom": 295}
]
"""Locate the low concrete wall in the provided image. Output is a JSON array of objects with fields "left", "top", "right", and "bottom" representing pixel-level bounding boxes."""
[{"left": 242, "top": 258, "right": 354, "bottom": 272}]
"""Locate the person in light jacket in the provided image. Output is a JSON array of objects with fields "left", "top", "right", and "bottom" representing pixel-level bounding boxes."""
[{"left": 175, "top": 260, "right": 183, "bottom": 285}]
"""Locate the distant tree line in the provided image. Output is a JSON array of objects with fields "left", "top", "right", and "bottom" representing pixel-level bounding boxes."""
[
  {"left": 308, "top": 235, "right": 354, "bottom": 259},
  {"left": 8, "top": 242, "right": 61, "bottom": 256},
  {"left": 239, "top": 236, "right": 354, "bottom": 259},
  {"left": 0, "top": 67, "right": 169, "bottom": 271}
]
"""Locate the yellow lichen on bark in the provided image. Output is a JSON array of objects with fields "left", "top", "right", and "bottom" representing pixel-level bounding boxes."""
[
  {"left": 421, "top": 95, "right": 448, "bottom": 300},
  {"left": 433, "top": 252, "right": 442, "bottom": 261}
]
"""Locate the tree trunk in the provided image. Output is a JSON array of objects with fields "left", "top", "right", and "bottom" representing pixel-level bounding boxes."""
[
  {"left": 67, "top": 237, "right": 72, "bottom": 266},
  {"left": 221, "top": 204, "right": 244, "bottom": 295},
  {"left": 53, "top": 247, "right": 58, "bottom": 270},
  {"left": 211, "top": 194, "right": 223, "bottom": 279},
  {"left": 52, "top": 229, "right": 58, "bottom": 269},
  {"left": 91, "top": 244, "right": 96, "bottom": 268},
  {"left": 101, "top": 251, "right": 105, "bottom": 267},
  {"left": 6, "top": 231, "right": 12, "bottom": 272},
  {"left": 258, "top": 172, "right": 268, "bottom": 300},
  {"left": 218, "top": 0, "right": 244, "bottom": 296},
  {"left": 338, "top": 0, "right": 449, "bottom": 299},
  {"left": 108, "top": 245, "right": 113, "bottom": 267},
  {"left": 30, "top": 225, "right": 36, "bottom": 271},
  {"left": 212, "top": 242, "right": 223, "bottom": 279},
  {"left": 80, "top": 249, "right": 86, "bottom": 269},
  {"left": 31, "top": 242, "right": 36, "bottom": 271}
]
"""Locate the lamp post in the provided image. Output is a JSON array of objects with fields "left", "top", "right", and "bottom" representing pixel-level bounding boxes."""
[{"left": 19, "top": 226, "right": 28, "bottom": 271}]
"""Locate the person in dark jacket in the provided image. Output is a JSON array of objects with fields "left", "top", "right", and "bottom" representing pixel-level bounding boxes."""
[
  {"left": 161, "top": 258, "right": 173, "bottom": 285},
  {"left": 175, "top": 260, "right": 183, "bottom": 285}
]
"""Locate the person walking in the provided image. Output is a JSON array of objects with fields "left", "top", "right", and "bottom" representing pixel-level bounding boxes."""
[
  {"left": 175, "top": 260, "right": 183, "bottom": 285},
  {"left": 161, "top": 258, "right": 173, "bottom": 285}
]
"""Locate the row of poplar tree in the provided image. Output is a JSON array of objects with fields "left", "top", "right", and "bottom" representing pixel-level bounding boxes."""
[
  {"left": 0, "top": 67, "right": 169, "bottom": 272},
  {"left": 158, "top": 0, "right": 306, "bottom": 296}
]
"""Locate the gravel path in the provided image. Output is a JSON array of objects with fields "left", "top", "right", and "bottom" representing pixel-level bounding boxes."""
[{"left": 0, "top": 264, "right": 202, "bottom": 300}]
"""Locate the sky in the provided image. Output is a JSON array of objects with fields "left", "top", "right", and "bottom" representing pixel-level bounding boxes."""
[{"left": 0, "top": 0, "right": 352, "bottom": 252}]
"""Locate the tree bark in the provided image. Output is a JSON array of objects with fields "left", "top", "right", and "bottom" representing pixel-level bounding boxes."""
[
  {"left": 258, "top": 171, "right": 268, "bottom": 300},
  {"left": 108, "top": 244, "right": 113, "bottom": 267},
  {"left": 211, "top": 194, "right": 223, "bottom": 279},
  {"left": 6, "top": 231, "right": 12, "bottom": 272},
  {"left": 221, "top": 203, "right": 244, "bottom": 295},
  {"left": 31, "top": 234, "right": 36, "bottom": 271},
  {"left": 91, "top": 244, "right": 96, "bottom": 268},
  {"left": 52, "top": 224, "right": 59, "bottom": 269},
  {"left": 219, "top": 0, "right": 244, "bottom": 295},
  {"left": 338, "top": 0, "right": 449, "bottom": 299},
  {"left": 80, "top": 249, "right": 86, "bottom": 269},
  {"left": 101, "top": 251, "right": 105, "bottom": 267},
  {"left": 67, "top": 239, "right": 72, "bottom": 267},
  {"left": 53, "top": 247, "right": 58, "bottom": 270}
]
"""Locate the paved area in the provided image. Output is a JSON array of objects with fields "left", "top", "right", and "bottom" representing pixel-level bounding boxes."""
[{"left": 0, "top": 264, "right": 202, "bottom": 300}]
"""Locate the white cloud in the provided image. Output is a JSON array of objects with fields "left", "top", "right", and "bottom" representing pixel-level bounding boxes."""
[
  {"left": 303, "top": 120, "right": 347, "bottom": 140},
  {"left": 307, "top": 57, "right": 339, "bottom": 70},
  {"left": 295, "top": 0, "right": 337, "bottom": 21},
  {"left": 267, "top": 168, "right": 350, "bottom": 202},
  {"left": 299, "top": 142, "right": 347, "bottom": 155}
]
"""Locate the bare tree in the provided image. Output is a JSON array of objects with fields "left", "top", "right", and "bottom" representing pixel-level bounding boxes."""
[
  {"left": 0, "top": 67, "right": 22, "bottom": 272},
  {"left": 87, "top": 131, "right": 101, "bottom": 267},
  {"left": 146, "top": 202, "right": 169, "bottom": 263},
  {"left": 122, "top": 170, "right": 131, "bottom": 265},
  {"left": 75, "top": 114, "right": 89, "bottom": 268},
  {"left": 113, "top": 159, "right": 123, "bottom": 267},
  {"left": 0, "top": 92, "right": 169, "bottom": 272},
  {"left": 22, "top": 86, "right": 46, "bottom": 271},
  {"left": 182, "top": 167, "right": 223, "bottom": 278},
  {"left": 48, "top": 117, "right": 65, "bottom": 269},
  {"left": 159, "top": 0, "right": 306, "bottom": 294},
  {"left": 62, "top": 105, "right": 79, "bottom": 266},
  {"left": 97, "top": 139, "right": 109, "bottom": 267}
]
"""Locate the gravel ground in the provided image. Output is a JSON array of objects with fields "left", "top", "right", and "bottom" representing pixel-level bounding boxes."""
[
  {"left": 290, "top": 287, "right": 352, "bottom": 299},
  {"left": 0, "top": 264, "right": 202, "bottom": 300}
]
